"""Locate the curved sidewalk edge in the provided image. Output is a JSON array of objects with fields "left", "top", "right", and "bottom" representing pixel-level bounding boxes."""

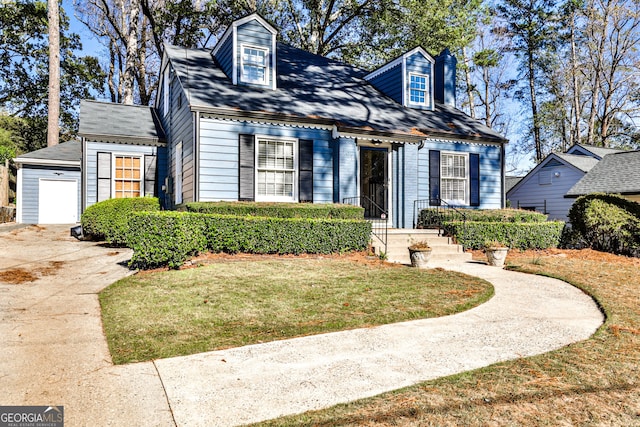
[{"left": 153, "top": 261, "right": 604, "bottom": 427}]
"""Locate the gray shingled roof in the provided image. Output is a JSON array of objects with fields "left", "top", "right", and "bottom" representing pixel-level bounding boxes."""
[
  {"left": 165, "top": 43, "right": 506, "bottom": 143},
  {"left": 575, "top": 144, "right": 625, "bottom": 159},
  {"left": 566, "top": 151, "right": 640, "bottom": 197},
  {"left": 505, "top": 176, "right": 523, "bottom": 193},
  {"left": 14, "top": 140, "right": 81, "bottom": 165},
  {"left": 554, "top": 153, "right": 600, "bottom": 173},
  {"left": 78, "top": 100, "right": 166, "bottom": 145}
]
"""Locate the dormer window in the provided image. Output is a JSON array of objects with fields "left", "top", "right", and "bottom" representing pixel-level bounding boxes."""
[
  {"left": 241, "top": 45, "right": 269, "bottom": 85},
  {"left": 409, "top": 73, "right": 428, "bottom": 106}
]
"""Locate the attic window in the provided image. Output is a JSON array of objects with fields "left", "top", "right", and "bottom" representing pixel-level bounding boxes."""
[
  {"left": 409, "top": 73, "right": 428, "bottom": 106},
  {"left": 241, "top": 45, "right": 268, "bottom": 85}
]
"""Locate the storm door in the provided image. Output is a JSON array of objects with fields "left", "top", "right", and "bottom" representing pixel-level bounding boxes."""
[{"left": 360, "top": 147, "right": 388, "bottom": 219}]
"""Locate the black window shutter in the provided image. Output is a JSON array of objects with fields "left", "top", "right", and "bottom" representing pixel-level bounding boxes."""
[
  {"left": 144, "top": 155, "right": 157, "bottom": 197},
  {"left": 97, "top": 152, "right": 111, "bottom": 202},
  {"left": 429, "top": 150, "right": 440, "bottom": 206},
  {"left": 470, "top": 153, "right": 480, "bottom": 207},
  {"left": 239, "top": 134, "right": 255, "bottom": 201},
  {"left": 299, "top": 139, "right": 313, "bottom": 203}
]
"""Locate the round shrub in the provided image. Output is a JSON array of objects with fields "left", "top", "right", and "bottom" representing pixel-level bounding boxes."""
[
  {"left": 566, "top": 193, "right": 640, "bottom": 256},
  {"left": 81, "top": 197, "right": 160, "bottom": 246}
]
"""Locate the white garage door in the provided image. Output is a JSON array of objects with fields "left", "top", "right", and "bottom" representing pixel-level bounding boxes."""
[{"left": 38, "top": 179, "right": 78, "bottom": 224}]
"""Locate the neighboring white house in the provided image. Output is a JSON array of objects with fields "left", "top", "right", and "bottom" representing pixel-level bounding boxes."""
[{"left": 507, "top": 144, "right": 625, "bottom": 221}]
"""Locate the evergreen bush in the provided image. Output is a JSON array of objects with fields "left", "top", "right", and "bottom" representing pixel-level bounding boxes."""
[
  {"left": 184, "top": 201, "right": 364, "bottom": 219},
  {"left": 566, "top": 193, "right": 640, "bottom": 256},
  {"left": 81, "top": 197, "right": 160, "bottom": 246},
  {"left": 126, "top": 211, "right": 371, "bottom": 269}
]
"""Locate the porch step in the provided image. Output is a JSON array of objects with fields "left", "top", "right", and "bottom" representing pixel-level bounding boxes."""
[{"left": 371, "top": 228, "right": 472, "bottom": 265}]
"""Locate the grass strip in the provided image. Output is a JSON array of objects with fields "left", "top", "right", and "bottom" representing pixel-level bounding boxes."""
[{"left": 100, "top": 258, "right": 493, "bottom": 364}]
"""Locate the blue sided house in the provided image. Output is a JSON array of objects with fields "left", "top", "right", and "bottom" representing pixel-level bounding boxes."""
[{"left": 16, "top": 13, "right": 507, "bottom": 227}]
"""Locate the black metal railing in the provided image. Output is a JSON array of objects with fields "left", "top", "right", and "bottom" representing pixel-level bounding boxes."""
[
  {"left": 515, "top": 199, "right": 548, "bottom": 214},
  {"left": 343, "top": 196, "right": 388, "bottom": 255},
  {"left": 413, "top": 199, "right": 468, "bottom": 242}
]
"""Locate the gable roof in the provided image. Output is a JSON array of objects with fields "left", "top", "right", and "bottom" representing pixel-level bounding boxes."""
[
  {"left": 164, "top": 43, "right": 506, "bottom": 144},
  {"left": 211, "top": 13, "right": 277, "bottom": 58},
  {"left": 566, "top": 150, "right": 640, "bottom": 197},
  {"left": 13, "top": 140, "right": 81, "bottom": 167},
  {"left": 505, "top": 175, "right": 523, "bottom": 193},
  {"left": 364, "top": 46, "right": 435, "bottom": 81},
  {"left": 78, "top": 100, "right": 166, "bottom": 145},
  {"left": 567, "top": 144, "right": 626, "bottom": 160},
  {"left": 554, "top": 153, "right": 600, "bottom": 173},
  {"left": 507, "top": 152, "right": 597, "bottom": 196}
]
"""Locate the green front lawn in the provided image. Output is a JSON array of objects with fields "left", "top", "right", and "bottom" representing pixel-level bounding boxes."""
[{"left": 100, "top": 256, "right": 493, "bottom": 364}]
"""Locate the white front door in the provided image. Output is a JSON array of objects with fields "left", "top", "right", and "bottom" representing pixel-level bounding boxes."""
[{"left": 38, "top": 179, "right": 78, "bottom": 224}]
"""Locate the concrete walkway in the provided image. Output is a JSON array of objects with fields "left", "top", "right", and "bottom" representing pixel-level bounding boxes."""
[{"left": 0, "top": 225, "right": 604, "bottom": 426}]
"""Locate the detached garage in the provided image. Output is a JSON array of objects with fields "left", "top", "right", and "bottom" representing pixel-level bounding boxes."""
[{"left": 14, "top": 141, "right": 82, "bottom": 224}]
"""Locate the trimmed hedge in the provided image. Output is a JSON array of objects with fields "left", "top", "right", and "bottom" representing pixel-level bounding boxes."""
[
  {"left": 81, "top": 197, "right": 160, "bottom": 246},
  {"left": 417, "top": 207, "right": 547, "bottom": 228},
  {"left": 184, "top": 201, "right": 364, "bottom": 219},
  {"left": 444, "top": 220, "right": 564, "bottom": 250},
  {"left": 127, "top": 211, "right": 372, "bottom": 269},
  {"left": 565, "top": 193, "right": 640, "bottom": 256}
]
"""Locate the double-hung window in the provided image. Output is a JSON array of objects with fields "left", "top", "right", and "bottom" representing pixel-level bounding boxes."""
[
  {"left": 440, "top": 152, "right": 468, "bottom": 205},
  {"left": 256, "top": 137, "right": 296, "bottom": 201},
  {"left": 114, "top": 155, "right": 142, "bottom": 198},
  {"left": 409, "top": 73, "right": 428, "bottom": 106},
  {"left": 241, "top": 46, "right": 268, "bottom": 85}
]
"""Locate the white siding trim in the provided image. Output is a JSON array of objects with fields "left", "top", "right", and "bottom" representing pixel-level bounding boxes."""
[
  {"left": 16, "top": 167, "right": 22, "bottom": 223},
  {"left": 232, "top": 28, "right": 238, "bottom": 85}
]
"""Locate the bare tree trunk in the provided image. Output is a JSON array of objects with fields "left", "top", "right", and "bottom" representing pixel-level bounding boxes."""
[
  {"left": 108, "top": 39, "right": 118, "bottom": 102},
  {"left": 462, "top": 47, "right": 476, "bottom": 119},
  {"left": 586, "top": 0, "right": 609, "bottom": 146},
  {"left": 483, "top": 65, "right": 491, "bottom": 128},
  {"left": 122, "top": 0, "right": 139, "bottom": 104},
  {"left": 47, "top": 0, "right": 60, "bottom": 146},
  {"left": 527, "top": 50, "right": 542, "bottom": 162},
  {"left": 570, "top": 7, "right": 582, "bottom": 146},
  {"left": 137, "top": 17, "right": 150, "bottom": 105}
]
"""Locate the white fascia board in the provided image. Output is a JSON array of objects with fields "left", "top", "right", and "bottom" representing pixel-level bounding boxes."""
[
  {"left": 364, "top": 56, "right": 403, "bottom": 81},
  {"left": 365, "top": 46, "right": 435, "bottom": 81},
  {"left": 154, "top": 48, "right": 170, "bottom": 108},
  {"left": 16, "top": 167, "right": 22, "bottom": 223},
  {"left": 271, "top": 34, "right": 277, "bottom": 90},
  {"left": 402, "top": 57, "right": 407, "bottom": 106},
  {"left": 212, "top": 25, "right": 233, "bottom": 57},
  {"left": 234, "top": 13, "right": 278, "bottom": 35},
  {"left": 232, "top": 28, "right": 238, "bottom": 85},
  {"left": 407, "top": 46, "right": 435, "bottom": 64},
  {"left": 13, "top": 158, "right": 80, "bottom": 167}
]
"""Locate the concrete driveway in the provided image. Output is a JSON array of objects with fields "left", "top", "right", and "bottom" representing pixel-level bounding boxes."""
[
  {"left": 0, "top": 224, "right": 604, "bottom": 426},
  {"left": 0, "top": 225, "right": 173, "bottom": 426}
]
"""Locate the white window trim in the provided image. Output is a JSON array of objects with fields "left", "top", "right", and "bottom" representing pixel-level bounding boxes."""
[
  {"left": 408, "top": 72, "right": 429, "bottom": 107},
  {"left": 111, "top": 153, "right": 144, "bottom": 199},
  {"left": 174, "top": 142, "right": 183, "bottom": 205},
  {"left": 163, "top": 66, "right": 170, "bottom": 116},
  {"left": 240, "top": 44, "right": 269, "bottom": 86},
  {"left": 440, "top": 151, "right": 469, "bottom": 206},
  {"left": 254, "top": 135, "right": 298, "bottom": 202}
]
